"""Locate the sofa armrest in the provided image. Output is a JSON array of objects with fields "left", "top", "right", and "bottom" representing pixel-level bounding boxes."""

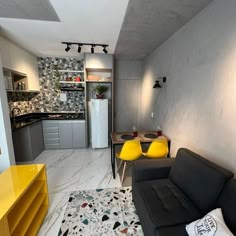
[{"left": 132, "top": 158, "right": 175, "bottom": 183}]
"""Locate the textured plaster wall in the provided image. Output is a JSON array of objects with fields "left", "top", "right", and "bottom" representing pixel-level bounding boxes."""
[
  {"left": 114, "top": 60, "right": 142, "bottom": 131},
  {"left": 140, "top": 0, "right": 236, "bottom": 173}
]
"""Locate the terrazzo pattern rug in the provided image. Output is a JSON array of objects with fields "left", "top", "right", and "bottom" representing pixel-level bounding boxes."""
[{"left": 58, "top": 187, "right": 143, "bottom": 236}]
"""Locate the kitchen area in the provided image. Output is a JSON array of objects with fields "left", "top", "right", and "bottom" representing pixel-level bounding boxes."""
[{"left": 1, "top": 36, "right": 114, "bottom": 163}]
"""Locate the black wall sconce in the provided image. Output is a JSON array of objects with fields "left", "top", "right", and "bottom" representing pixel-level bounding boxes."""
[
  {"left": 153, "top": 77, "right": 166, "bottom": 88},
  {"left": 62, "top": 42, "right": 108, "bottom": 54}
]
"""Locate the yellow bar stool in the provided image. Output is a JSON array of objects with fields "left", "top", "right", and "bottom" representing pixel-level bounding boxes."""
[
  {"left": 116, "top": 140, "right": 142, "bottom": 183},
  {"left": 143, "top": 139, "right": 168, "bottom": 159}
]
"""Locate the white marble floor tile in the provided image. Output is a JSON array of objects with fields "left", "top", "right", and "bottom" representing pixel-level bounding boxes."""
[{"left": 34, "top": 147, "right": 121, "bottom": 235}]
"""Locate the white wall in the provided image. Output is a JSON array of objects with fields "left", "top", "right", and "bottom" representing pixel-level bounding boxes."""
[
  {"left": 140, "top": 0, "right": 236, "bottom": 173},
  {"left": 0, "top": 57, "right": 15, "bottom": 172},
  {"left": 0, "top": 36, "right": 39, "bottom": 91},
  {"left": 115, "top": 60, "right": 143, "bottom": 131}
]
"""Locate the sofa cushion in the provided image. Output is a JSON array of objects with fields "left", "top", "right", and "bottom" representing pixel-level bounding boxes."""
[
  {"left": 169, "top": 148, "right": 233, "bottom": 213},
  {"left": 217, "top": 179, "right": 236, "bottom": 235},
  {"left": 186, "top": 208, "right": 234, "bottom": 236},
  {"left": 157, "top": 224, "right": 188, "bottom": 236},
  {"left": 133, "top": 178, "right": 202, "bottom": 235}
]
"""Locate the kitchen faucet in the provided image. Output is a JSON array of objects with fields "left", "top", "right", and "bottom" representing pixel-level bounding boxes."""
[{"left": 11, "top": 107, "right": 21, "bottom": 118}]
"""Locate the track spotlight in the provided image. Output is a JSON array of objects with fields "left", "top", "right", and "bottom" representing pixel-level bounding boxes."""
[
  {"left": 65, "top": 44, "right": 71, "bottom": 52},
  {"left": 91, "top": 45, "right": 95, "bottom": 54},
  {"left": 78, "top": 44, "right": 82, "bottom": 53},
  {"left": 62, "top": 42, "right": 108, "bottom": 54},
  {"left": 103, "top": 46, "right": 108, "bottom": 54}
]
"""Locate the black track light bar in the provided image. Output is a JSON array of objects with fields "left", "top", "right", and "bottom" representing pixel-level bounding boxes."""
[{"left": 62, "top": 42, "right": 109, "bottom": 54}]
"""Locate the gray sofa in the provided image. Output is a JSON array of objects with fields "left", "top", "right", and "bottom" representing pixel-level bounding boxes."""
[{"left": 132, "top": 148, "right": 236, "bottom": 236}]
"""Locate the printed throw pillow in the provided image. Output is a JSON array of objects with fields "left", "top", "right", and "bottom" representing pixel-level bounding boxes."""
[{"left": 186, "top": 208, "right": 233, "bottom": 236}]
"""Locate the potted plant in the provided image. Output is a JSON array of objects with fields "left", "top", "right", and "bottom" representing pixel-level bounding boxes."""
[{"left": 94, "top": 85, "right": 108, "bottom": 99}]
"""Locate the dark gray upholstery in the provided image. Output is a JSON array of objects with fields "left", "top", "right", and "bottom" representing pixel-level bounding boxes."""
[
  {"left": 133, "top": 179, "right": 202, "bottom": 235},
  {"left": 132, "top": 148, "right": 234, "bottom": 236},
  {"left": 133, "top": 158, "right": 175, "bottom": 182},
  {"left": 169, "top": 148, "right": 233, "bottom": 213},
  {"left": 217, "top": 179, "right": 236, "bottom": 235},
  {"left": 157, "top": 224, "right": 188, "bottom": 236}
]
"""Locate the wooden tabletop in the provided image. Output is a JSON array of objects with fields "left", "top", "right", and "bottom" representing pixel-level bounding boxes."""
[{"left": 111, "top": 130, "right": 170, "bottom": 144}]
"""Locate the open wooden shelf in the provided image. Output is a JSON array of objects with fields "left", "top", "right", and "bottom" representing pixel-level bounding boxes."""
[
  {"left": 25, "top": 201, "right": 48, "bottom": 236},
  {"left": 0, "top": 165, "right": 49, "bottom": 236},
  {"left": 8, "top": 180, "right": 45, "bottom": 234}
]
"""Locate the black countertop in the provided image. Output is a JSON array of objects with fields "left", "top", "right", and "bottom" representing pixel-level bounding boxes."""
[{"left": 12, "top": 112, "right": 85, "bottom": 131}]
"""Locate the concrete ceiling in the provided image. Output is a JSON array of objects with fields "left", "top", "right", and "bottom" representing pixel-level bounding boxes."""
[
  {"left": 0, "top": 0, "right": 60, "bottom": 22},
  {"left": 0, "top": 0, "right": 214, "bottom": 59},
  {"left": 115, "top": 0, "right": 214, "bottom": 60},
  {"left": 0, "top": 0, "right": 129, "bottom": 57}
]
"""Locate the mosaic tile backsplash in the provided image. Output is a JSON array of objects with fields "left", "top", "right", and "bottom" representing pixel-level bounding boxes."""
[{"left": 8, "top": 57, "right": 85, "bottom": 115}]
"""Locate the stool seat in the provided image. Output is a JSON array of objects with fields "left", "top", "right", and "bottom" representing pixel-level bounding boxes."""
[
  {"left": 143, "top": 139, "right": 168, "bottom": 159},
  {"left": 116, "top": 140, "right": 142, "bottom": 183}
]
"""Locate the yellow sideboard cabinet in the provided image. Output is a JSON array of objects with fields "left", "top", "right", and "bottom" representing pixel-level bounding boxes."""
[{"left": 0, "top": 164, "right": 49, "bottom": 236}]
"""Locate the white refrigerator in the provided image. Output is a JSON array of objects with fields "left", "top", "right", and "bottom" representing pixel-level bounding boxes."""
[{"left": 91, "top": 99, "right": 108, "bottom": 148}]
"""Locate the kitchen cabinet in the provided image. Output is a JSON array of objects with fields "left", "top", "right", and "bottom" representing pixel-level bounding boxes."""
[
  {"left": 12, "top": 121, "right": 44, "bottom": 162},
  {"left": 59, "top": 121, "right": 73, "bottom": 149},
  {"left": 72, "top": 121, "right": 86, "bottom": 148},
  {"left": 13, "top": 126, "right": 32, "bottom": 162},
  {"left": 43, "top": 120, "right": 86, "bottom": 149},
  {"left": 85, "top": 54, "right": 113, "bottom": 69},
  {"left": 30, "top": 121, "right": 44, "bottom": 159},
  {"left": 0, "top": 36, "right": 40, "bottom": 91},
  {"left": 42, "top": 120, "right": 60, "bottom": 150},
  {"left": 84, "top": 53, "right": 114, "bottom": 145}
]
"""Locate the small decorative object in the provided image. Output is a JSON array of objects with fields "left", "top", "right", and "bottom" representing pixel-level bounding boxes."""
[
  {"left": 94, "top": 85, "right": 108, "bottom": 99},
  {"left": 133, "top": 125, "right": 138, "bottom": 137},
  {"left": 74, "top": 76, "right": 81, "bottom": 82},
  {"left": 66, "top": 77, "right": 73, "bottom": 81},
  {"left": 157, "top": 125, "right": 162, "bottom": 136}
]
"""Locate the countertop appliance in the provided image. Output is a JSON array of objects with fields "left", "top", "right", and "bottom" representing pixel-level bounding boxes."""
[{"left": 91, "top": 99, "right": 108, "bottom": 148}]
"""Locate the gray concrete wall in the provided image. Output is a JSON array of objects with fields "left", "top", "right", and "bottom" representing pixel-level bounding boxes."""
[
  {"left": 114, "top": 60, "right": 143, "bottom": 131},
  {"left": 140, "top": 0, "right": 236, "bottom": 173}
]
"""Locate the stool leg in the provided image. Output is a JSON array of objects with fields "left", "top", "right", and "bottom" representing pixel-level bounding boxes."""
[
  {"left": 117, "top": 160, "right": 123, "bottom": 173},
  {"left": 121, "top": 161, "right": 127, "bottom": 184}
]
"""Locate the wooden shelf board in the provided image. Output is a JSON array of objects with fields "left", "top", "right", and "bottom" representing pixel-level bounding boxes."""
[
  {"left": 25, "top": 203, "right": 48, "bottom": 236},
  {"left": 54, "top": 70, "right": 84, "bottom": 73},
  {"left": 11, "top": 194, "right": 47, "bottom": 236},
  {"left": 85, "top": 80, "right": 112, "bottom": 83},
  {"left": 6, "top": 90, "right": 40, "bottom": 93},
  {"left": 59, "top": 81, "right": 85, "bottom": 84},
  {"left": 8, "top": 180, "right": 45, "bottom": 234},
  {"left": 60, "top": 88, "right": 85, "bottom": 91},
  {"left": 86, "top": 68, "right": 112, "bottom": 73}
]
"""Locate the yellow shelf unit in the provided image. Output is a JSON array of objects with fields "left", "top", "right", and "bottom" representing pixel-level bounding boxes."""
[{"left": 0, "top": 164, "right": 49, "bottom": 236}]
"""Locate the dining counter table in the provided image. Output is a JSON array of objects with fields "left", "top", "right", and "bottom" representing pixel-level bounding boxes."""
[{"left": 110, "top": 130, "right": 171, "bottom": 179}]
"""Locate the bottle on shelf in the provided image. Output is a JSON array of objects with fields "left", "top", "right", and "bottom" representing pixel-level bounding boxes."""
[
  {"left": 22, "top": 81, "right": 25, "bottom": 90},
  {"left": 133, "top": 125, "right": 138, "bottom": 137},
  {"left": 157, "top": 125, "right": 162, "bottom": 137}
]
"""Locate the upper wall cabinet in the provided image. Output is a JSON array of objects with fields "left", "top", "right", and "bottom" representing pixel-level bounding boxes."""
[
  {"left": 0, "top": 37, "right": 40, "bottom": 91},
  {"left": 85, "top": 54, "right": 113, "bottom": 69}
]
